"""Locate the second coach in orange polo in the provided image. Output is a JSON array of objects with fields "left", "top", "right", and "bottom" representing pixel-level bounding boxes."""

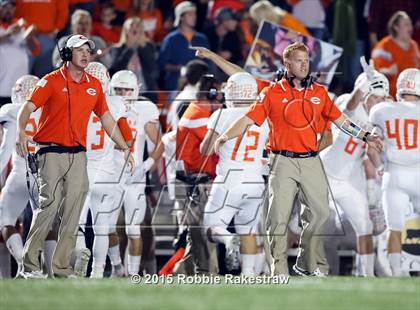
[{"left": 16, "top": 35, "right": 135, "bottom": 278}]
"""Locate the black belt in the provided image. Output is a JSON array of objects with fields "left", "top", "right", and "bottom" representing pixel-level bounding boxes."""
[
  {"left": 272, "top": 150, "right": 318, "bottom": 158},
  {"left": 176, "top": 172, "right": 211, "bottom": 185},
  {"left": 36, "top": 144, "right": 86, "bottom": 156}
]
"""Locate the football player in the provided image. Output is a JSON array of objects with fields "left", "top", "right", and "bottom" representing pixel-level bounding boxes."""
[
  {"left": 320, "top": 65, "right": 389, "bottom": 276},
  {"left": 201, "top": 72, "right": 269, "bottom": 275},
  {"left": 110, "top": 70, "right": 163, "bottom": 276},
  {"left": 0, "top": 75, "right": 47, "bottom": 276},
  {"left": 368, "top": 68, "right": 420, "bottom": 276},
  {"left": 81, "top": 62, "right": 133, "bottom": 278}
]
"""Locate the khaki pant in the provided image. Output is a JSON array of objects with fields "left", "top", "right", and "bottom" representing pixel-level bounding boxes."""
[
  {"left": 267, "top": 154, "right": 329, "bottom": 274},
  {"left": 23, "top": 151, "right": 89, "bottom": 276},
  {"left": 173, "top": 179, "right": 218, "bottom": 275},
  {"left": 300, "top": 199, "right": 330, "bottom": 274}
]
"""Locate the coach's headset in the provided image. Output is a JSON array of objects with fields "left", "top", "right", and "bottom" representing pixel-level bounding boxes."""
[
  {"left": 58, "top": 35, "right": 73, "bottom": 62},
  {"left": 275, "top": 69, "right": 320, "bottom": 88},
  {"left": 196, "top": 74, "right": 224, "bottom": 103}
]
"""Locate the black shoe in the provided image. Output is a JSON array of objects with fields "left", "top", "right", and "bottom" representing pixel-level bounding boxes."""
[{"left": 292, "top": 264, "right": 311, "bottom": 277}]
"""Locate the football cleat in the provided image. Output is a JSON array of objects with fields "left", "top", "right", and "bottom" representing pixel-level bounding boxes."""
[
  {"left": 74, "top": 248, "right": 91, "bottom": 277},
  {"left": 225, "top": 235, "right": 240, "bottom": 271}
]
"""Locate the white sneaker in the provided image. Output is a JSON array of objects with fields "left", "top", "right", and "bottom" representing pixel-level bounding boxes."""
[
  {"left": 312, "top": 267, "right": 327, "bottom": 277},
  {"left": 225, "top": 235, "right": 240, "bottom": 271},
  {"left": 18, "top": 270, "right": 47, "bottom": 279},
  {"left": 74, "top": 248, "right": 91, "bottom": 277},
  {"left": 111, "top": 263, "right": 125, "bottom": 277}
]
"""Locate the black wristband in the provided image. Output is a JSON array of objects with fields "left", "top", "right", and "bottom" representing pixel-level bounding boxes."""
[{"left": 362, "top": 131, "right": 371, "bottom": 142}]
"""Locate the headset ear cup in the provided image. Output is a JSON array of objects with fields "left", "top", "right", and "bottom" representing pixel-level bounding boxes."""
[
  {"left": 207, "top": 87, "right": 217, "bottom": 101},
  {"left": 60, "top": 47, "right": 72, "bottom": 62}
]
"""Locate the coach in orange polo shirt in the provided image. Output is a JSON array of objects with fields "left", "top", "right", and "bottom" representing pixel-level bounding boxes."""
[
  {"left": 214, "top": 42, "right": 383, "bottom": 276},
  {"left": 15, "top": 34, "right": 135, "bottom": 279}
]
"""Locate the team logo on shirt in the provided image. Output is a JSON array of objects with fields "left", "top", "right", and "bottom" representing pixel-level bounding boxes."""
[
  {"left": 310, "top": 97, "right": 321, "bottom": 105},
  {"left": 86, "top": 88, "right": 97, "bottom": 96}
]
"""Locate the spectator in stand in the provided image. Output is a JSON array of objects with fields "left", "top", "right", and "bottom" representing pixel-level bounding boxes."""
[
  {"left": 52, "top": 9, "right": 112, "bottom": 69},
  {"left": 372, "top": 11, "right": 420, "bottom": 98},
  {"left": 127, "top": 0, "right": 166, "bottom": 43},
  {"left": 286, "top": 0, "right": 332, "bottom": 40},
  {"left": 249, "top": 0, "right": 310, "bottom": 36},
  {"left": 368, "top": 0, "right": 420, "bottom": 47},
  {"left": 109, "top": 16, "right": 158, "bottom": 103},
  {"left": 15, "top": 0, "right": 68, "bottom": 77},
  {"left": 208, "top": 0, "right": 248, "bottom": 20},
  {"left": 111, "top": 0, "right": 131, "bottom": 25},
  {"left": 158, "top": 1, "right": 209, "bottom": 92},
  {"left": 69, "top": 0, "right": 97, "bottom": 15},
  {"left": 92, "top": 2, "right": 120, "bottom": 45},
  {"left": 204, "top": 7, "right": 243, "bottom": 82},
  {"left": 0, "top": 0, "right": 39, "bottom": 106}
]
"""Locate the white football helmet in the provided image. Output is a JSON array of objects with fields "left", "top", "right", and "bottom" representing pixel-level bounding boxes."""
[
  {"left": 109, "top": 70, "right": 139, "bottom": 100},
  {"left": 396, "top": 68, "right": 420, "bottom": 101},
  {"left": 355, "top": 71, "right": 389, "bottom": 99},
  {"left": 223, "top": 72, "right": 258, "bottom": 108},
  {"left": 85, "top": 62, "right": 110, "bottom": 94},
  {"left": 11, "top": 75, "right": 39, "bottom": 104}
]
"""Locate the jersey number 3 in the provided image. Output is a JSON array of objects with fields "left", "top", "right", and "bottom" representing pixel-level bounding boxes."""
[{"left": 91, "top": 116, "right": 105, "bottom": 150}]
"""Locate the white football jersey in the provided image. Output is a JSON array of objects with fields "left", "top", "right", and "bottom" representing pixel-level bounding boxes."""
[
  {"left": 86, "top": 95, "right": 126, "bottom": 173},
  {"left": 208, "top": 107, "right": 269, "bottom": 176},
  {"left": 321, "top": 94, "right": 371, "bottom": 180},
  {"left": 0, "top": 103, "right": 41, "bottom": 171},
  {"left": 369, "top": 100, "right": 420, "bottom": 166},
  {"left": 124, "top": 100, "right": 159, "bottom": 167}
]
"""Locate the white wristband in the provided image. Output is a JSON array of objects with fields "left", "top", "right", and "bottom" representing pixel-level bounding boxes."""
[{"left": 143, "top": 157, "right": 155, "bottom": 172}]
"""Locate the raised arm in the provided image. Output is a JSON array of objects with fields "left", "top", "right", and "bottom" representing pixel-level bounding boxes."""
[{"left": 191, "top": 46, "right": 243, "bottom": 76}]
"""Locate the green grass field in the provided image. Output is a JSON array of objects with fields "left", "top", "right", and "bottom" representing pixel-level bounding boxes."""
[{"left": 1, "top": 277, "right": 419, "bottom": 310}]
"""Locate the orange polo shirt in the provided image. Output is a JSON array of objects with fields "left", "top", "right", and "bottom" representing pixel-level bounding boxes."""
[
  {"left": 176, "top": 102, "right": 218, "bottom": 176},
  {"left": 29, "top": 65, "right": 109, "bottom": 148},
  {"left": 372, "top": 36, "right": 420, "bottom": 98},
  {"left": 246, "top": 79, "right": 342, "bottom": 152}
]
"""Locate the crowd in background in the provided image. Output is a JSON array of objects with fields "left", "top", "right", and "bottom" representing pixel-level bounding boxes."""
[{"left": 1, "top": 0, "right": 419, "bottom": 111}]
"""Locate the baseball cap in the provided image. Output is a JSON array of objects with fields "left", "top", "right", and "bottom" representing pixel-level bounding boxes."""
[
  {"left": 215, "top": 7, "right": 238, "bottom": 24},
  {"left": 66, "top": 34, "right": 95, "bottom": 50},
  {"left": 174, "top": 1, "right": 196, "bottom": 27}
]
